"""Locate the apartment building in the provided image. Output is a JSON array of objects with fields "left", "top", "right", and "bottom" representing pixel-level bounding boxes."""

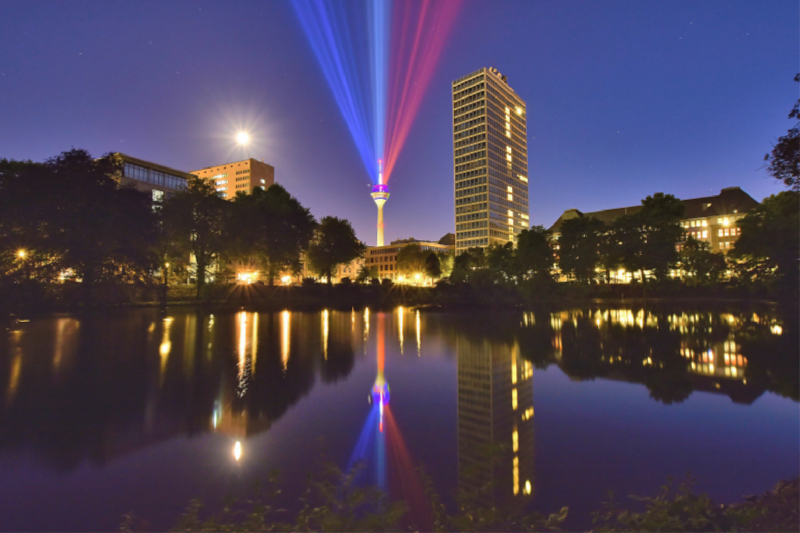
[{"left": 191, "top": 158, "right": 275, "bottom": 199}]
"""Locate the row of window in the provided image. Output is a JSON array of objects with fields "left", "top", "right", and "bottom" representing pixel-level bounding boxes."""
[
  {"left": 124, "top": 163, "right": 187, "bottom": 191},
  {"left": 457, "top": 238, "right": 489, "bottom": 248},
  {"left": 456, "top": 202, "right": 487, "bottom": 215},
  {"left": 235, "top": 169, "right": 250, "bottom": 175}
]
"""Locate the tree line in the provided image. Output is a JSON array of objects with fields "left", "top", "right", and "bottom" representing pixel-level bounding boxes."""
[
  {"left": 449, "top": 189, "right": 798, "bottom": 297},
  {"left": 0, "top": 150, "right": 365, "bottom": 302}
]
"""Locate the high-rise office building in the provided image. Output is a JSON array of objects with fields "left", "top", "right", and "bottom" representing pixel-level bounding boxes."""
[
  {"left": 191, "top": 158, "right": 275, "bottom": 200},
  {"left": 452, "top": 67, "right": 530, "bottom": 253}
]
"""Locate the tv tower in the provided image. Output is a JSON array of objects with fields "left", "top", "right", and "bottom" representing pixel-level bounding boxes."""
[{"left": 371, "top": 160, "right": 390, "bottom": 246}]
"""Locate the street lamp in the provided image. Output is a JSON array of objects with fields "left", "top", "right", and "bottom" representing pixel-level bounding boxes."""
[{"left": 16, "top": 249, "right": 26, "bottom": 259}]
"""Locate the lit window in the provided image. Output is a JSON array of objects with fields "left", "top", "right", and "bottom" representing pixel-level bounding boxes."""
[
  {"left": 512, "top": 388, "right": 518, "bottom": 410},
  {"left": 702, "top": 220, "right": 708, "bottom": 227},
  {"left": 513, "top": 457, "right": 519, "bottom": 495},
  {"left": 702, "top": 230, "right": 708, "bottom": 239},
  {"left": 718, "top": 229, "right": 723, "bottom": 236},
  {"left": 512, "top": 427, "right": 519, "bottom": 452}
]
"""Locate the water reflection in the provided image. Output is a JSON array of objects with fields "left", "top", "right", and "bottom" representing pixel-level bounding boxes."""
[
  {"left": 457, "top": 326, "right": 534, "bottom": 509},
  {"left": 0, "top": 309, "right": 358, "bottom": 471},
  {"left": 525, "top": 307, "right": 797, "bottom": 404},
  {"left": 0, "top": 305, "right": 794, "bottom": 501}
]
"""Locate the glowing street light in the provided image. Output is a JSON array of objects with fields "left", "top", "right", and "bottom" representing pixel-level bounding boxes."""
[{"left": 16, "top": 249, "right": 26, "bottom": 259}]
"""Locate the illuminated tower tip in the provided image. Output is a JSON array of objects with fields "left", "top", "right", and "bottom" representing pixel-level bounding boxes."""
[{"left": 371, "top": 159, "right": 389, "bottom": 246}]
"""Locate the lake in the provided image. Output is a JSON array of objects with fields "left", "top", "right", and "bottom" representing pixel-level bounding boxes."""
[{"left": 0, "top": 305, "right": 797, "bottom": 531}]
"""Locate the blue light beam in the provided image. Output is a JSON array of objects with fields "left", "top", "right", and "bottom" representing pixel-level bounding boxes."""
[
  {"left": 368, "top": 0, "right": 389, "bottom": 173},
  {"left": 293, "top": 0, "right": 386, "bottom": 183}
]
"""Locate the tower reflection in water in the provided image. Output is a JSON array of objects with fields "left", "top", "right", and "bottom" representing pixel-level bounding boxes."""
[
  {"left": 457, "top": 334, "right": 534, "bottom": 508},
  {"left": 347, "top": 310, "right": 430, "bottom": 529}
]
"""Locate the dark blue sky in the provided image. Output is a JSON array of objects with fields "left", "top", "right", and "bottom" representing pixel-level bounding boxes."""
[{"left": 1, "top": 0, "right": 796, "bottom": 245}]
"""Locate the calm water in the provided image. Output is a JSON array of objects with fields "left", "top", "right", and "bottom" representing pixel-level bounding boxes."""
[{"left": 0, "top": 305, "right": 797, "bottom": 531}]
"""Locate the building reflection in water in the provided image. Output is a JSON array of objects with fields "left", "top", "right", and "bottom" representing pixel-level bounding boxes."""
[
  {"left": 457, "top": 334, "right": 534, "bottom": 509},
  {"left": 541, "top": 308, "right": 789, "bottom": 404}
]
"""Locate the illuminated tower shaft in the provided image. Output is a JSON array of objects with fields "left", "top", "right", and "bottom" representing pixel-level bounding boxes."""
[{"left": 371, "top": 160, "right": 390, "bottom": 246}]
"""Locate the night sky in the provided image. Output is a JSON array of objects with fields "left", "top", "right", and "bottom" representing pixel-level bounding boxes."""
[{"left": 1, "top": 0, "right": 796, "bottom": 245}]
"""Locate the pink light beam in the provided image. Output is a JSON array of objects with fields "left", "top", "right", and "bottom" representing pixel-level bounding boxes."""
[{"left": 383, "top": 0, "right": 462, "bottom": 184}]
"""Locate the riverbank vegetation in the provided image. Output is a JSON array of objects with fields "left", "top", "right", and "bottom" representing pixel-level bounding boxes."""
[{"left": 120, "top": 466, "right": 798, "bottom": 532}]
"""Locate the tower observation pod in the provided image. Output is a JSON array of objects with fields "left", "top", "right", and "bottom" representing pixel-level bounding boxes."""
[{"left": 371, "top": 160, "right": 390, "bottom": 246}]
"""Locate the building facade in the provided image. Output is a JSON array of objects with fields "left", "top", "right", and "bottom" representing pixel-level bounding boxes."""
[
  {"left": 191, "top": 158, "right": 275, "bottom": 200},
  {"left": 366, "top": 235, "right": 455, "bottom": 280},
  {"left": 452, "top": 67, "right": 530, "bottom": 254},
  {"left": 114, "top": 153, "right": 192, "bottom": 202},
  {"left": 548, "top": 187, "right": 760, "bottom": 258}
]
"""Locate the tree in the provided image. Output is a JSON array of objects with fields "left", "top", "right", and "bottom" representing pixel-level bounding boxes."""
[
  {"left": 355, "top": 264, "right": 378, "bottom": 283},
  {"left": 305, "top": 216, "right": 365, "bottom": 285},
  {"left": 449, "top": 247, "right": 487, "bottom": 283},
  {"left": 396, "top": 244, "right": 429, "bottom": 278},
  {"left": 679, "top": 237, "right": 726, "bottom": 284},
  {"left": 558, "top": 216, "right": 605, "bottom": 283},
  {"left": 638, "top": 193, "right": 685, "bottom": 281},
  {"left": 162, "top": 175, "right": 227, "bottom": 297},
  {"left": 486, "top": 242, "right": 515, "bottom": 280},
  {"left": 424, "top": 252, "right": 442, "bottom": 279},
  {"left": 515, "top": 226, "right": 556, "bottom": 282},
  {"left": 437, "top": 251, "right": 454, "bottom": 278},
  {"left": 764, "top": 74, "right": 799, "bottom": 191},
  {"left": 227, "top": 185, "right": 316, "bottom": 286},
  {"left": 730, "top": 191, "right": 799, "bottom": 290}
]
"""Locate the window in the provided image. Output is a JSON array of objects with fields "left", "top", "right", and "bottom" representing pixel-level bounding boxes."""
[
  {"left": 152, "top": 189, "right": 164, "bottom": 202},
  {"left": 702, "top": 230, "right": 708, "bottom": 239}
]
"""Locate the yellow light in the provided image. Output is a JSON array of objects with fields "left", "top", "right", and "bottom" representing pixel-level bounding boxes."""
[
  {"left": 237, "top": 272, "right": 256, "bottom": 285},
  {"left": 164, "top": 262, "right": 170, "bottom": 268},
  {"left": 524, "top": 480, "right": 532, "bottom": 494},
  {"left": 16, "top": 250, "right": 26, "bottom": 259},
  {"left": 280, "top": 275, "right": 291, "bottom": 285},
  {"left": 236, "top": 131, "right": 250, "bottom": 145},
  {"left": 414, "top": 273, "right": 421, "bottom": 280},
  {"left": 771, "top": 324, "right": 782, "bottom": 335},
  {"left": 516, "top": 106, "right": 523, "bottom": 115},
  {"left": 233, "top": 441, "right": 242, "bottom": 461},
  {"left": 723, "top": 217, "right": 729, "bottom": 226},
  {"left": 512, "top": 388, "right": 518, "bottom": 410}
]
